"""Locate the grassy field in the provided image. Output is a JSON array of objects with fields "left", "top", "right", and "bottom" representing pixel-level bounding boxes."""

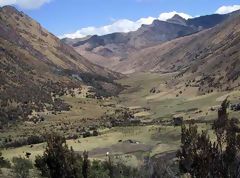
[
  {"left": 0, "top": 95, "right": 117, "bottom": 139},
  {"left": 1, "top": 125, "right": 181, "bottom": 167},
  {"left": 117, "top": 72, "right": 236, "bottom": 121},
  {"left": 1, "top": 72, "right": 240, "bottom": 167}
]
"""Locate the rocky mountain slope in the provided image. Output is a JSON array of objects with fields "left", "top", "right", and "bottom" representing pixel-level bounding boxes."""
[
  {"left": 0, "top": 6, "right": 122, "bottom": 125},
  {"left": 63, "top": 12, "right": 234, "bottom": 68},
  {"left": 117, "top": 13, "right": 240, "bottom": 93}
]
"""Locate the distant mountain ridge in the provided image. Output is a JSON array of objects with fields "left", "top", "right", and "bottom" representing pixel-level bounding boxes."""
[
  {"left": 116, "top": 13, "right": 240, "bottom": 93},
  {"left": 63, "top": 11, "right": 237, "bottom": 69}
]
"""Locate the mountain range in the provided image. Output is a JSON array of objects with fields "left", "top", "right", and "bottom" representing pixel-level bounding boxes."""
[{"left": 63, "top": 11, "right": 239, "bottom": 70}]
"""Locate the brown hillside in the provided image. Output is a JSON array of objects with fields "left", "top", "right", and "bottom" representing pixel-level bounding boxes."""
[
  {"left": 118, "top": 15, "right": 240, "bottom": 93},
  {"left": 0, "top": 6, "right": 122, "bottom": 124}
]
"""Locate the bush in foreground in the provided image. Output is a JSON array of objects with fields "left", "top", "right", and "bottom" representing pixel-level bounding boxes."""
[{"left": 177, "top": 99, "right": 240, "bottom": 177}]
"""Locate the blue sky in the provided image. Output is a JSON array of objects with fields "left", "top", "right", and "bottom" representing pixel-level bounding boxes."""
[{"left": 1, "top": 0, "right": 240, "bottom": 38}]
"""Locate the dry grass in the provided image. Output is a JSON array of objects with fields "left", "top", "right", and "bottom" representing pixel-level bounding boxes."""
[{"left": 2, "top": 72, "right": 240, "bottom": 166}]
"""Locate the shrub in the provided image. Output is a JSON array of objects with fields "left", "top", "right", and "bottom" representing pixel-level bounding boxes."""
[
  {"left": 0, "top": 151, "right": 11, "bottom": 168},
  {"left": 89, "top": 160, "right": 110, "bottom": 178},
  {"left": 4, "top": 135, "right": 44, "bottom": 148},
  {"left": 12, "top": 157, "right": 33, "bottom": 178}
]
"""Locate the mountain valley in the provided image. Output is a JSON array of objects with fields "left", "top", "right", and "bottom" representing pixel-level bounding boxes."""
[{"left": 0, "top": 4, "right": 240, "bottom": 178}]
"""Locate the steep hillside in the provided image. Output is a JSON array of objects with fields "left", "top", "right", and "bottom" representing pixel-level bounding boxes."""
[
  {"left": 64, "top": 12, "right": 233, "bottom": 68},
  {"left": 0, "top": 6, "right": 122, "bottom": 125},
  {"left": 118, "top": 14, "right": 240, "bottom": 93}
]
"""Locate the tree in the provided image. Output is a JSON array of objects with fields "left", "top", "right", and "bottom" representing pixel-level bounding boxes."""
[
  {"left": 177, "top": 99, "right": 240, "bottom": 178},
  {"left": 12, "top": 157, "right": 33, "bottom": 178},
  {"left": 35, "top": 155, "right": 50, "bottom": 177},
  {"left": 35, "top": 133, "right": 83, "bottom": 178},
  {"left": 82, "top": 151, "right": 89, "bottom": 178}
]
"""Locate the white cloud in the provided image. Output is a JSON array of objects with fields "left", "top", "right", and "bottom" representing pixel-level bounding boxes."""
[
  {"left": 158, "top": 11, "right": 193, "bottom": 21},
  {"left": 0, "top": 0, "right": 51, "bottom": 9},
  {"left": 215, "top": 5, "right": 240, "bottom": 14},
  {"left": 0, "top": 0, "right": 16, "bottom": 6},
  {"left": 61, "top": 19, "right": 141, "bottom": 39},
  {"left": 60, "top": 11, "right": 192, "bottom": 39}
]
